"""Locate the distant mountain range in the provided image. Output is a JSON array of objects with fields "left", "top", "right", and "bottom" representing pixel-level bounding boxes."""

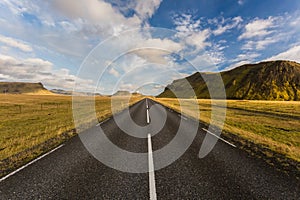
[
  {"left": 0, "top": 82, "right": 53, "bottom": 95},
  {"left": 2, "top": 60, "right": 300, "bottom": 100},
  {"left": 0, "top": 82, "right": 141, "bottom": 97},
  {"left": 158, "top": 60, "right": 300, "bottom": 100},
  {"left": 50, "top": 89, "right": 102, "bottom": 96},
  {"left": 111, "top": 90, "right": 142, "bottom": 96},
  {"left": 112, "top": 90, "right": 132, "bottom": 96}
]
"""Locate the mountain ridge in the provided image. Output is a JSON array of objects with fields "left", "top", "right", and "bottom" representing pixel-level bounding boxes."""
[
  {"left": 0, "top": 82, "right": 54, "bottom": 95},
  {"left": 158, "top": 60, "right": 300, "bottom": 100}
]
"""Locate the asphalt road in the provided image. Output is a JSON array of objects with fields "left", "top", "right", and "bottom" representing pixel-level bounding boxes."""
[{"left": 0, "top": 98, "right": 299, "bottom": 199}]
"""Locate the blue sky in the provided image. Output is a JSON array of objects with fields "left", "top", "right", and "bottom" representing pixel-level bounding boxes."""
[{"left": 0, "top": 0, "right": 300, "bottom": 94}]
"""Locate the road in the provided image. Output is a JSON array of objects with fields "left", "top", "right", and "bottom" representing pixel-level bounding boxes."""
[{"left": 0, "top": 98, "right": 299, "bottom": 199}]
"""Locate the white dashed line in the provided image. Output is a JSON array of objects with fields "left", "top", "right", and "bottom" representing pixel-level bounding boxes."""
[
  {"left": 96, "top": 118, "right": 110, "bottom": 126},
  {"left": 146, "top": 99, "right": 150, "bottom": 124},
  {"left": 202, "top": 128, "right": 236, "bottom": 148},
  {"left": 147, "top": 109, "right": 150, "bottom": 124},
  {"left": 148, "top": 134, "right": 157, "bottom": 200},
  {"left": 0, "top": 144, "right": 65, "bottom": 182}
]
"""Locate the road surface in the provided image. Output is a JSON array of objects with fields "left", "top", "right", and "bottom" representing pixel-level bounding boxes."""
[{"left": 0, "top": 98, "right": 299, "bottom": 199}]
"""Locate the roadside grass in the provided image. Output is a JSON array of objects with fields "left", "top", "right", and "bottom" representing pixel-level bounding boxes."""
[
  {"left": 155, "top": 98, "right": 300, "bottom": 163},
  {"left": 0, "top": 94, "right": 142, "bottom": 176}
]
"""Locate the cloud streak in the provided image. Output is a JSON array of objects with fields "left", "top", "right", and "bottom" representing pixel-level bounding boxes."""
[
  {"left": 239, "top": 17, "right": 277, "bottom": 40},
  {"left": 266, "top": 45, "right": 300, "bottom": 63},
  {"left": 0, "top": 34, "right": 33, "bottom": 52}
]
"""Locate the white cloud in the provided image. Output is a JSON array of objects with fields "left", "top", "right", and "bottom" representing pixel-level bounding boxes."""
[
  {"left": 213, "top": 16, "right": 243, "bottom": 36},
  {"left": 2, "top": 0, "right": 300, "bottom": 94},
  {"left": 140, "top": 38, "right": 182, "bottom": 51},
  {"left": 134, "top": 0, "right": 163, "bottom": 21},
  {"left": 0, "top": 0, "right": 147, "bottom": 60},
  {"left": 117, "top": 54, "right": 148, "bottom": 73},
  {"left": 174, "top": 14, "right": 211, "bottom": 53},
  {"left": 174, "top": 14, "right": 201, "bottom": 33},
  {"left": 237, "top": 15, "right": 295, "bottom": 55},
  {"left": 241, "top": 36, "right": 278, "bottom": 50},
  {"left": 224, "top": 60, "right": 250, "bottom": 71},
  {"left": 118, "top": 83, "right": 136, "bottom": 91},
  {"left": 0, "top": 34, "right": 32, "bottom": 52},
  {"left": 52, "top": 0, "right": 163, "bottom": 28},
  {"left": 232, "top": 53, "right": 260, "bottom": 62},
  {"left": 109, "top": 68, "right": 120, "bottom": 77},
  {"left": 190, "top": 54, "right": 219, "bottom": 72},
  {"left": 0, "top": 73, "right": 11, "bottom": 80},
  {"left": 255, "top": 37, "right": 278, "bottom": 50},
  {"left": 0, "top": 0, "right": 38, "bottom": 16},
  {"left": 0, "top": 54, "right": 93, "bottom": 90},
  {"left": 0, "top": 0, "right": 169, "bottom": 74},
  {"left": 239, "top": 17, "right": 277, "bottom": 40},
  {"left": 51, "top": 0, "right": 142, "bottom": 36},
  {"left": 172, "top": 14, "right": 238, "bottom": 70},
  {"left": 265, "top": 45, "right": 300, "bottom": 63},
  {"left": 290, "top": 16, "right": 300, "bottom": 27},
  {"left": 184, "top": 29, "right": 211, "bottom": 51},
  {"left": 226, "top": 52, "right": 261, "bottom": 70},
  {"left": 238, "top": 0, "right": 244, "bottom": 5},
  {"left": 134, "top": 49, "right": 171, "bottom": 64},
  {"left": 213, "top": 27, "right": 226, "bottom": 36},
  {"left": 100, "top": 30, "right": 183, "bottom": 66}
]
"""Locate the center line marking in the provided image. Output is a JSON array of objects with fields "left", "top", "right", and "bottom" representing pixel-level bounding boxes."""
[
  {"left": 146, "top": 99, "right": 149, "bottom": 109},
  {"left": 202, "top": 128, "right": 236, "bottom": 148},
  {"left": 146, "top": 109, "right": 150, "bottom": 124},
  {"left": 148, "top": 134, "right": 157, "bottom": 200}
]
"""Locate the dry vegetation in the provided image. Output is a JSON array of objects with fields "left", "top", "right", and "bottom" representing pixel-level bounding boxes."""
[
  {"left": 155, "top": 98, "right": 300, "bottom": 162},
  {"left": 1, "top": 94, "right": 299, "bottom": 176},
  {"left": 0, "top": 94, "right": 142, "bottom": 176}
]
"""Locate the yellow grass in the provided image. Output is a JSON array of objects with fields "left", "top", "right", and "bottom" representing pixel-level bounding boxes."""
[
  {"left": 24, "top": 89, "right": 56, "bottom": 95},
  {"left": 0, "top": 94, "right": 142, "bottom": 173},
  {"left": 155, "top": 98, "right": 300, "bottom": 162}
]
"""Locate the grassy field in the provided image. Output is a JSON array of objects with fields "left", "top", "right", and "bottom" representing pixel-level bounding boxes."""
[
  {"left": 0, "top": 94, "right": 142, "bottom": 176},
  {"left": 1, "top": 94, "right": 299, "bottom": 176},
  {"left": 155, "top": 98, "right": 300, "bottom": 163}
]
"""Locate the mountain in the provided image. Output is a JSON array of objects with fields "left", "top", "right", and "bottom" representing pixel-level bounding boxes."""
[
  {"left": 158, "top": 60, "right": 300, "bottom": 100},
  {"left": 112, "top": 91, "right": 143, "bottom": 96},
  {"left": 112, "top": 90, "right": 132, "bottom": 96},
  {"left": 51, "top": 89, "right": 102, "bottom": 96},
  {"left": 50, "top": 89, "right": 73, "bottom": 95},
  {"left": 0, "top": 82, "right": 54, "bottom": 95}
]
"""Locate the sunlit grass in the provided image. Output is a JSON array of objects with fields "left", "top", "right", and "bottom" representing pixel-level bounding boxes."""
[
  {"left": 156, "top": 98, "right": 300, "bottom": 162},
  {"left": 0, "top": 94, "right": 142, "bottom": 175}
]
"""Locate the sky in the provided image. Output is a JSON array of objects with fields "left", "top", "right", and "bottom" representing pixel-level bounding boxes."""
[{"left": 0, "top": 0, "right": 300, "bottom": 95}]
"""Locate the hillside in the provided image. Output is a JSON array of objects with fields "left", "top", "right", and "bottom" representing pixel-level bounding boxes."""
[
  {"left": 112, "top": 90, "right": 132, "bottom": 96},
  {"left": 0, "top": 82, "right": 53, "bottom": 95},
  {"left": 158, "top": 60, "right": 300, "bottom": 100},
  {"left": 112, "top": 91, "right": 143, "bottom": 96}
]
